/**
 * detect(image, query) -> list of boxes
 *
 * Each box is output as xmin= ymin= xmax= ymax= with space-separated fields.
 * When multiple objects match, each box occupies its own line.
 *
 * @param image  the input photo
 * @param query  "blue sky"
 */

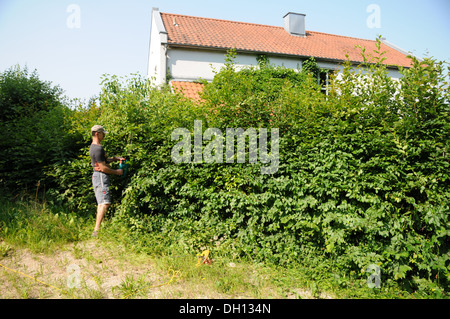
xmin=1 ymin=0 xmax=449 ymax=102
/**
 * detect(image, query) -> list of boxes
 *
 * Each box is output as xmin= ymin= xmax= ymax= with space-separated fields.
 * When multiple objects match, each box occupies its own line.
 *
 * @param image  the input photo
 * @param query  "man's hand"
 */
xmin=116 ymin=169 xmax=124 ymax=176
xmin=106 ymin=156 xmax=125 ymax=164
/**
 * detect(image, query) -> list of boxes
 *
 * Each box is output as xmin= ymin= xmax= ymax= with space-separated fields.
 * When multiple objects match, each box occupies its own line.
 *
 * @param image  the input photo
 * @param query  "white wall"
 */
xmin=147 ymin=9 xmax=167 ymax=85
xmin=151 ymin=44 xmax=403 ymax=86
xmin=167 ymin=47 xmax=404 ymax=83
xmin=167 ymin=48 xmax=304 ymax=82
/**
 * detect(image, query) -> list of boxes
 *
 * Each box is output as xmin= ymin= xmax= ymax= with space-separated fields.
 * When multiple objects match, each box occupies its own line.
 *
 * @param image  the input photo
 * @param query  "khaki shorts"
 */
xmin=92 ymin=171 xmax=111 ymax=205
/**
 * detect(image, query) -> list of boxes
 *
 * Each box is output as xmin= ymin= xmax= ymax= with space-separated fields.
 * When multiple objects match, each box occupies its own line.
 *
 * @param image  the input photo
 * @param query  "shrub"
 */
xmin=45 ymin=45 xmax=449 ymax=296
xmin=0 ymin=65 xmax=77 ymax=193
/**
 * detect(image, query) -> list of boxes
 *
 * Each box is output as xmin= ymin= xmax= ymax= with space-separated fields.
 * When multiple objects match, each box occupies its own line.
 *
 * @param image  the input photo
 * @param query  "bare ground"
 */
xmin=0 ymin=239 xmax=333 ymax=299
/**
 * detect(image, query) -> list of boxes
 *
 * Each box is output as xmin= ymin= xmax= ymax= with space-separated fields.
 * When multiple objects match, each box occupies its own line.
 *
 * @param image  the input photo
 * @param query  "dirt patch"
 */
xmin=0 ymin=239 xmax=165 ymax=299
xmin=0 ymin=239 xmax=334 ymax=299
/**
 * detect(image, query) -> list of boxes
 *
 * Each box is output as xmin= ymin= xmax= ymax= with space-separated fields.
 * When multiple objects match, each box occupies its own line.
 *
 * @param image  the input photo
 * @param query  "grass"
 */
xmin=0 ymin=198 xmax=90 ymax=253
xmin=0 ymin=196 xmax=443 ymax=299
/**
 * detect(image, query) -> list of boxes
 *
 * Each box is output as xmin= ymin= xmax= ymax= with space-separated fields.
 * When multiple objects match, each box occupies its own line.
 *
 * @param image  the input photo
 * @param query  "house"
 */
xmin=147 ymin=8 xmax=413 ymax=100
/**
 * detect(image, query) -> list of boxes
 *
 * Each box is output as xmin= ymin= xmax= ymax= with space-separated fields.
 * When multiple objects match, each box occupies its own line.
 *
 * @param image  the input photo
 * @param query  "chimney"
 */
xmin=283 ymin=12 xmax=306 ymax=37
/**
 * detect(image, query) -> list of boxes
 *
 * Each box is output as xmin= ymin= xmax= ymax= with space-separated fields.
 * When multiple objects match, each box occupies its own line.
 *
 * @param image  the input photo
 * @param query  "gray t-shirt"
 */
xmin=89 ymin=144 xmax=107 ymax=171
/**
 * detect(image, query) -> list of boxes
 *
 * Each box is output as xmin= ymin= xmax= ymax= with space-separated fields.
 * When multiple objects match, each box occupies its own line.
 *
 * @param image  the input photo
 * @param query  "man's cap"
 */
xmin=91 ymin=125 xmax=108 ymax=134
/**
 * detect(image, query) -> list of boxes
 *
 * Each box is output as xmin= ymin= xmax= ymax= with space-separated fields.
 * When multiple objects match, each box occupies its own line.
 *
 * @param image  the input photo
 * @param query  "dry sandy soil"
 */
xmin=1 ymin=239 xmax=185 ymax=299
xmin=0 ymin=239 xmax=332 ymax=299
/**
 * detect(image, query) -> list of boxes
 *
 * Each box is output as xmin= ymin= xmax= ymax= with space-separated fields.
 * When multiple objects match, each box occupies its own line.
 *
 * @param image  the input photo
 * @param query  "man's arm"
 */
xmin=95 ymin=161 xmax=123 ymax=175
xmin=106 ymin=156 xmax=125 ymax=164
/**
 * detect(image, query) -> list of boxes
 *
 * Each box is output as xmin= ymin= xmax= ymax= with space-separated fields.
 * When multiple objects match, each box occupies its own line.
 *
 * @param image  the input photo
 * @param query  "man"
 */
xmin=89 ymin=125 xmax=123 ymax=237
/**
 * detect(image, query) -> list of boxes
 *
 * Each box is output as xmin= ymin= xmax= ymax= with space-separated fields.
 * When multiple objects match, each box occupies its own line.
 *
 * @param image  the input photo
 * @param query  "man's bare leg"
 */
xmin=94 ymin=203 xmax=110 ymax=233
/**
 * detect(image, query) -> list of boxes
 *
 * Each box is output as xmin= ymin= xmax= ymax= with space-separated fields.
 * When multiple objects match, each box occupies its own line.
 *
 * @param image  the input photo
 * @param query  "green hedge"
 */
xmin=43 ymin=42 xmax=450 ymax=295
xmin=0 ymin=65 xmax=78 ymax=192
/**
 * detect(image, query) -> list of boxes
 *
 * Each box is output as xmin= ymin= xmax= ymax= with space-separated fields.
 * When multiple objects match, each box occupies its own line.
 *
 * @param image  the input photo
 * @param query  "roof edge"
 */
xmin=381 ymin=37 xmax=422 ymax=62
xmin=153 ymin=8 xmax=168 ymax=41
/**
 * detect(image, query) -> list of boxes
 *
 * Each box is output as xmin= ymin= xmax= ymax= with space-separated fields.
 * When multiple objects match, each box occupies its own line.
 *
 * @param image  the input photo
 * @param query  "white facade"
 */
xmin=167 ymin=48 xmax=305 ymax=82
xmin=147 ymin=7 xmax=168 ymax=85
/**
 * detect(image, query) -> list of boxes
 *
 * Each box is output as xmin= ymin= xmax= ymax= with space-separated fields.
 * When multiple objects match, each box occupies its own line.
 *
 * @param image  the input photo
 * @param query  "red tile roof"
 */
xmin=161 ymin=12 xmax=412 ymax=68
xmin=171 ymin=81 xmax=205 ymax=102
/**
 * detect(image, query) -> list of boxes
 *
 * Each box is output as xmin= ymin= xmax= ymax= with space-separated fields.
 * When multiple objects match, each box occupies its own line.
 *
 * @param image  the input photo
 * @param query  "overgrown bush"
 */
xmin=0 ymin=65 xmax=77 ymax=193
xmin=45 ymin=73 xmax=204 ymax=214
xmin=44 ymin=42 xmax=449 ymax=296
xmin=201 ymin=49 xmax=330 ymax=131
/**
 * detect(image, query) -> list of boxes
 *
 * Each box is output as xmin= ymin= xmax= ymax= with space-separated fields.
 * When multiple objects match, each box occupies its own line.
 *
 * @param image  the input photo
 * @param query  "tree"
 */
xmin=0 ymin=65 xmax=74 ymax=193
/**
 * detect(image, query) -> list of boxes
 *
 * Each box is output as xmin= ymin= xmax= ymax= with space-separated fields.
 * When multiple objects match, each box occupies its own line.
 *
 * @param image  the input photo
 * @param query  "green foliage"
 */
xmin=201 ymin=50 xmax=327 ymax=130
xmin=45 ymin=73 xmax=203 ymax=214
xmin=0 ymin=65 xmax=78 ymax=192
xmin=0 ymin=198 xmax=89 ymax=253
xmin=42 ymin=45 xmax=450 ymax=297
xmin=0 ymin=65 xmax=63 ymax=122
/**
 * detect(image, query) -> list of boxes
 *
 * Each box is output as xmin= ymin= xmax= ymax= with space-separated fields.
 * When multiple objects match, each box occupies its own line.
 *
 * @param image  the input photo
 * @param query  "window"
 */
xmin=317 ymin=69 xmax=334 ymax=95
